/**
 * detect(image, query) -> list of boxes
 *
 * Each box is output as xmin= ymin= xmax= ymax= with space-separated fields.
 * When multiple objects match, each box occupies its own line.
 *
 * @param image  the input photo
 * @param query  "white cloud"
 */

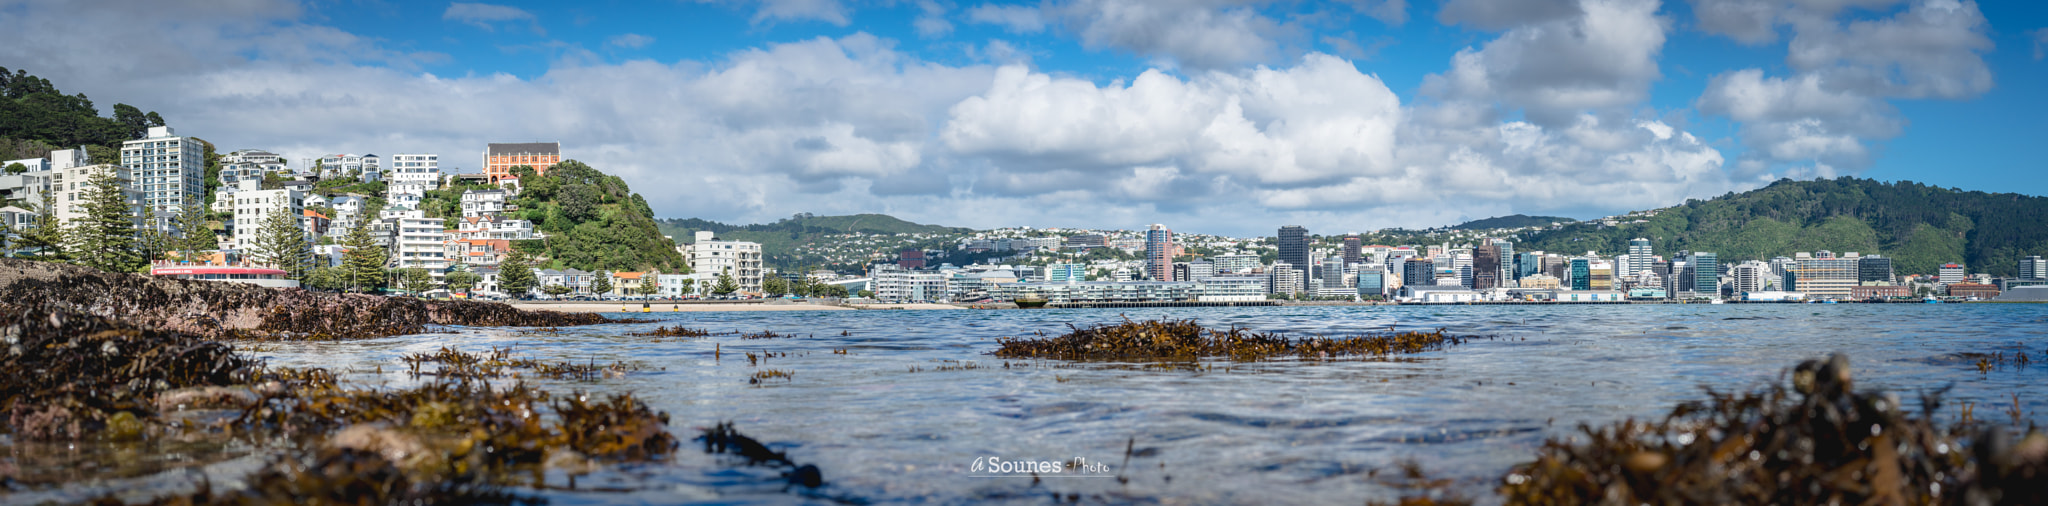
xmin=0 ymin=0 xmax=1760 ymax=235
xmin=1422 ymin=0 xmax=1667 ymax=126
xmin=607 ymin=33 xmax=655 ymax=49
xmin=1436 ymin=0 xmax=1582 ymax=30
xmin=700 ymin=0 xmax=853 ymax=26
xmin=966 ymin=4 xmax=1048 ymax=33
xmin=1690 ymin=0 xmax=1990 ymax=176
xmin=1340 ymin=0 xmax=1410 ymax=26
xmin=443 ymin=2 xmax=543 ymax=34
xmin=2035 ymin=28 xmax=2048 ymax=60
xmin=913 ymin=0 xmax=953 ymax=38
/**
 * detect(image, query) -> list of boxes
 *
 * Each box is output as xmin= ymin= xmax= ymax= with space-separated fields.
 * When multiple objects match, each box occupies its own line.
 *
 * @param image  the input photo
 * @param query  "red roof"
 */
xmin=152 ymin=266 xmax=288 ymax=276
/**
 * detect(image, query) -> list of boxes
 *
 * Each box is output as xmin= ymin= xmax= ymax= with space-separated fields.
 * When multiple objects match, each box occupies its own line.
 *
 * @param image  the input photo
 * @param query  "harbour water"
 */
xmin=66 ymin=304 xmax=2048 ymax=503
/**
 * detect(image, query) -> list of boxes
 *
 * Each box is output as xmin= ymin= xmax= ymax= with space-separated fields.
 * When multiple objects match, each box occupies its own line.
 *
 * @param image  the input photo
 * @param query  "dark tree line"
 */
xmin=0 ymin=67 xmax=165 ymax=152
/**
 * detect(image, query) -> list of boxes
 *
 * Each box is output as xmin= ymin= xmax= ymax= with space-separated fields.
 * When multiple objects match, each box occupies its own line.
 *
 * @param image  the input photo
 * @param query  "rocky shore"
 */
xmin=0 ymin=259 xmax=621 ymax=340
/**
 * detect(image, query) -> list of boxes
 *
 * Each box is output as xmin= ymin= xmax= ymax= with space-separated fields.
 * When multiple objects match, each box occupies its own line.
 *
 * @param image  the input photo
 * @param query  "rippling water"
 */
xmin=88 ymin=304 xmax=2048 ymax=503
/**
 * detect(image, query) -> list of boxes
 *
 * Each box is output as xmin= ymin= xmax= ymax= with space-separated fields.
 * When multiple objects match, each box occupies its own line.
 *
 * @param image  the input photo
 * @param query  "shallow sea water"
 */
xmin=25 ymin=304 xmax=2048 ymax=504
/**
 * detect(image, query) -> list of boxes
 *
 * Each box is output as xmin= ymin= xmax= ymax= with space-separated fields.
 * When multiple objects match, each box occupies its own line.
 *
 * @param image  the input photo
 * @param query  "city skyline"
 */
xmin=3 ymin=1 xmax=2045 ymax=236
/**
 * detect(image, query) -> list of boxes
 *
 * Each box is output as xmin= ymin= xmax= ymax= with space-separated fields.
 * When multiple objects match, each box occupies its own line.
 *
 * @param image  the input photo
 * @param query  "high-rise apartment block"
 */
xmin=2020 ymin=256 xmax=2047 ymax=280
xmin=483 ymin=142 xmax=560 ymax=182
xmin=1145 ymin=224 xmax=1174 ymax=281
xmin=387 ymin=154 xmax=441 ymax=188
xmin=119 ymin=126 xmax=204 ymax=227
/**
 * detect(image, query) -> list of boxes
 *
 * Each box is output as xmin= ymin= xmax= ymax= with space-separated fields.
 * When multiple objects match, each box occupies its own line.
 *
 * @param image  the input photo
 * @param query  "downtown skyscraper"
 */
xmin=1278 ymin=225 xmax=1309 ymax=291
xmin=1145 ymin=224 xmax=1174 ymax=281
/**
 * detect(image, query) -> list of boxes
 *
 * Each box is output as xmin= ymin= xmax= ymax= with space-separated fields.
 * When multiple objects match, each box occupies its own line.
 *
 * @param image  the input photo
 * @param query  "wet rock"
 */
xmin=991 ymin=318 xmax=1468 ymax=362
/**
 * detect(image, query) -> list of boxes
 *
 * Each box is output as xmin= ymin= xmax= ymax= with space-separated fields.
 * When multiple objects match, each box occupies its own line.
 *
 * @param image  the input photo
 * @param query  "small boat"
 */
xmin=1014 ymin=296 xmax=1049 ymax=309
xmin=1709 ymin=299 xmax=1725 ymax=305
xmin=1924 ymin=297 xmax=1942 ymax=304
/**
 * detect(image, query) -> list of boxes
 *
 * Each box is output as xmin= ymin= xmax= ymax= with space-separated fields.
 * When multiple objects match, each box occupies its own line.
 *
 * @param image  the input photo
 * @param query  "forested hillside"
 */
xmin=0 ymin=67 xmax=164 ymax=164
xmin=507 ymin=162 xmax=687 ymax=273
xmin=655 ymin=214 xmax=971 ymax=272
xmin=1453 ymin=214 xmax=1575 ymax=230
xmin=1512 ymin=178 xmax=2048 ymax=276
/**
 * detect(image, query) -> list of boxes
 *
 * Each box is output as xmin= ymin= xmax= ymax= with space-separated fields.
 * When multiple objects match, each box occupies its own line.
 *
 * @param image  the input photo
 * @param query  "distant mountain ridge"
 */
xmin=1453 ymin=214 xmax=1577 ymax=230
xmin=1511 ymin=177 xmax=2048 ymax=276
xmin=655 ymin=214 xmax=970 ymax=272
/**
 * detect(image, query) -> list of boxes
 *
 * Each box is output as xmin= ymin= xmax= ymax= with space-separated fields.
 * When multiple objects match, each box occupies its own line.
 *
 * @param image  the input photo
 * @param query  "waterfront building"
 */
xmin=1938 ymin=263 xmax=1966 ymax=285
xmin=119 ymin=126 xmax=204 ymax=224
xmin=1859 ymin=255 xmax=1895 ymax=283
xmin=1852 ymin=284 xmax=1912 ymax=300
xmin=1269 ymin=262 xmax=1303 ymax=296
xmin=1520 ymin=274 xmax=1561 ymax=289
xmin=1045 ymin=263 xmax=1086 ymax=283
xmin=1491 ymin=239 xmax=1515 ymax=284
xmin=1559 ymin=291 xmax=1624 ymax=302
xmin=1789 ymin=252 xmax=1856 ymax=300
xmin=2020 ymin=255 xmax=2047 ymax=280
xmin=1570 ymin=258 xmax=1591 ymax=291
xmin=1588 ymin=259 xmax=1614 ymax=290
xmin=1472 ymin=244 xmax=1501 ymax=290
xmin=1626 ymin=238 xmax=1652 ymax=277
xmin=1684 ymin=251 xmax=1720 ymax=299
xmin=1730 ymin=260 xmax=1773 ymax=295
xmin=1278 ymin=225 xmax=1309 ymax=291
xmin=1214 ymin=253 xmax=1259 ymax=274
xmin=873 ymin=265 xmax=948 ymax=302
xmin=149 ymin=265 xmax=298 ymax=289
xmin=1357 ymin=266 xmax=1388 ymax=297
xmin=1947 ymin=283 xmax=1999 ymax=299
xmin=1402 ymin=257 xmax=1434 ymax=291
xmin=483 ymin=142 xmax=560 ymax=182
xmin=1144 ymin=224 xmax=1173 ymax=281
xmin=689 ymin=230 xmax=764 ymax=294
xmin=1200 ymin=276 xmax=1269 ymax=302
xmin=387 ymin=154 xmax=440 ymax=187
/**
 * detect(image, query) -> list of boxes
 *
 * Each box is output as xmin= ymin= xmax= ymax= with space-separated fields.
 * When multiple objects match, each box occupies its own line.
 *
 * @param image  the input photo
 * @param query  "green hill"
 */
xmin=1512 ymin=177 xmax=2048 ymax=276
xmin=1453 ymin=214 xmax=1576 ymax=230
xmin=656 ymin=213 xmax=970 ymax=272
xmin=506 ymin=162 xmax=687 ymax=273
xmin=0 ymin=67 xmax=165 ymax=167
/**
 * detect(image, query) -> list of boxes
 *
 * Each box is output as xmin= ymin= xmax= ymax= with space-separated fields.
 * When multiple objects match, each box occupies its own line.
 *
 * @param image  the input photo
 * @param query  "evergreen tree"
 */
xmin=638 ymin=276 xmax=662 ymax=296
xmin=16 ymin=185 xmax=64 ymax=260
xmin=590 ymin=275 xmax=613 ymax=297
xmin=134 ymin=204 xmax=172 ymax=266
xmin=339 ymin=217 xmax=388 ymax=292
xmin=64 ymin=168 xmax=139 ymax=272
xmin=497 ymin=250 xmax=538 ymax=298
xmin=713 ymin=272 xmax=739 ymax=296
xmin=445 ymin=269 xmax=481 ymax=295
xmin=398 ymin=267 xmax=436 ymax=296
xmin=306 ymin=266 xmax=349 ymax=291
xmin=172 ymin=197 xmax=216 ymax=262
xmin=762 ymin=275 xmax=788 ymax=296
xmin=542 ymin=284 xmax=572 ymax=297
xmin=251 ymin=201 xmax=312 ymax=280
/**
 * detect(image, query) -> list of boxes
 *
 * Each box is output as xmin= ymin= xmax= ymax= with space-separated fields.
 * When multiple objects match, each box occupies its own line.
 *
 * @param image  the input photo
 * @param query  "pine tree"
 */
xmin=339 ymin=217 xmax=388 ymax=292
xmin=172 ymin=197 xmax=216 ymax=263
xmin=135 ymin=204 xmax=172 ymax=266
xmin=590 ymin=275 xmax=613 ymax=297
xmin=398 ymin=267 xmax=436 ymax=296
xmin=713 ymin=271 xmax=739 ymax=295
xmin=497 ymin=250 xmax=538 ymax=298
xmin=638 ymin=275 xmax=662 ymax=296
xmin=16 ymin=185 xmax=64 ymax=260
xmin=252 ymin=201 xmax=312 ymax=280
xmin=64 ymin=168 xmax=140 ymax=273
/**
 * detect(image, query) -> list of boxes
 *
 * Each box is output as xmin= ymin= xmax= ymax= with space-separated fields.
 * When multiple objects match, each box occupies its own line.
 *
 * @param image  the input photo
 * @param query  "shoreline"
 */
xmin=507 ymin=301 xmax=968 ymax=313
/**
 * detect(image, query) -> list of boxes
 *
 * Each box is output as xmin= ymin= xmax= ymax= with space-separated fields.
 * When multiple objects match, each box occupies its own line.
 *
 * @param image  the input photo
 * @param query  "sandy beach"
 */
xmin=507 ymin=301 xmax=967 ymax=313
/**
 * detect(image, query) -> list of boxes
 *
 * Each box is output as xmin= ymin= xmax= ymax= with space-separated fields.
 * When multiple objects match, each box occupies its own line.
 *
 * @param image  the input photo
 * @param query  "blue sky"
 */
xmin=3 ymin=0 xmax=2043 ymax=235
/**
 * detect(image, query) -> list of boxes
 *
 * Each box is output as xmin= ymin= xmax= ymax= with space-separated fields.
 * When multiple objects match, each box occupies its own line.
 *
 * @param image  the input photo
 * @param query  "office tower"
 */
xmin=1570 ymin=258 xmax=1590 ymax=290
xmin=1472 ymin=244 xmax=1500 ymax=290
xmin=1685 ymin=251 xmax=1719 ymax=298
xmin=1491 ymin=239 xmax=1514 ymax=283
xmin=1343 ymin=236 xmax=1362 ymax=265
xmin=1627 ymin=238 xmax=1652 ymax=278
xmin=1145 ymin=224 xmax=1173 ymax=281
xmin=1278 ymin=225 xmax=1309 ymax=291
xmin=2020 ymin=255 xmax=2046 ymax=280
xmin=1938 ymin=264 xmax=1965 ymax=284
xmin=1858 ymin=255 xmax=1895 ymax=283
xmin=1402 ymin=257 xmax=1434 ymax=291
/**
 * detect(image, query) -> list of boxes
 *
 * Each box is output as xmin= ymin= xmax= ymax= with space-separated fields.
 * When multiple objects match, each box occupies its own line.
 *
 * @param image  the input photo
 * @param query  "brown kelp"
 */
xmin=626 ymin=325 xmax=715 ymax=337
xmin=1 ymin=303 xmax=259 ymax=440
xmin=989 ymin=318 xmax=1466 ymax=362
xmin=400 ymin=346 xmax=641 ymax=380
xmin=1499 ymin=354 xmax=2047 ymax=505
xmin=699 ymin=422 xmax=823 ymax=488
xmin=0 ymin=258 xmax=621 ymax=341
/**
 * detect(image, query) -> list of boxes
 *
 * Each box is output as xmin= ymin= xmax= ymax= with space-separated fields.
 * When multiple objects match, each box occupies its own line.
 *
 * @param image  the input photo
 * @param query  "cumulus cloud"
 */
xmin=912 ymin=0 xmax=953 ymax=38
xmin=1422 ymin=0 xmax=1667 ymax=126
xmin=966 ymin=3 xmax=1048 ymax=33
xmin=607 ymin=33 xmax=655 ymax=49
xmin=1341 ymin=0 xmax=1410 ymax=26
xmin=1436 ymin=0 xmax=1583 ymax=30
xmin=1691 ymin=0 xmax=1991 ymax=175
xmin=0 ymin=0 xmax=1758 ymax=234
xmin=443 ymin=2 xmax=543 ymax=34
xmin=701 ymin=0 xmax=853 ymax=26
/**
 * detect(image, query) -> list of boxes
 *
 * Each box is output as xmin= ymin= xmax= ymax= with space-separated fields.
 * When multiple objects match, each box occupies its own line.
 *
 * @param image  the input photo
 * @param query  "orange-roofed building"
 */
xmin=611 ymin=271 xmax=650 ymax=294
xmin=301 ymin=208 xmax=331 ymax=236
xmin=482 ymin=142 xmax=560 ymax=182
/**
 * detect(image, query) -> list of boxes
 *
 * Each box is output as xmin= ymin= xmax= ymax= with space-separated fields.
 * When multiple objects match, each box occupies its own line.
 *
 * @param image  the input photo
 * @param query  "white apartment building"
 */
xmin=388 ymin=182 xmax=429 ymax=210
xmin=387 ymin=209 xmax=450 ymax=276
xmin=317 ymin=154 xmax=380 ymax=181
xmin=49 ymin=163 xmax=142 ymax=226
xmin=687 ymin=230 xmax=763 ymax=294
xmin=460 ymin=189 xmax=510 ymax=217
xmin=226 ymin=179 xmax=306 ymax=252
xmin=1729 ymin=260 xmax=1774 ymax=295
xmin=453 ymin=214 xmax=537 ymax=240
xmin=386 ymin=154 xmax=440 ymax=188
xmin=219 ymin=149 xmax=286 ymax=188
xmin=120 ymin=126 xmax=204 ymax=227
xmin=872 ymin=265 xmax=947 ymax=302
